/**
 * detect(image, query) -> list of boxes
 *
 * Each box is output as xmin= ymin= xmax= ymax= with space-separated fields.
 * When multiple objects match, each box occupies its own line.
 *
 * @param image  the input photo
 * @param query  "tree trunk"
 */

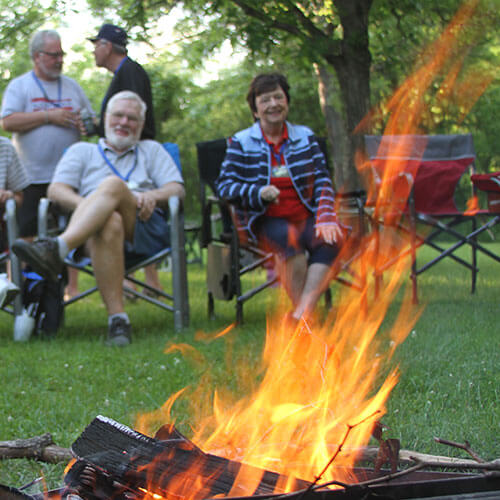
xmin=315 ymin=64 xmax=349 ymax=190
xmin=326 ymin=0 xmax=373 ymax=192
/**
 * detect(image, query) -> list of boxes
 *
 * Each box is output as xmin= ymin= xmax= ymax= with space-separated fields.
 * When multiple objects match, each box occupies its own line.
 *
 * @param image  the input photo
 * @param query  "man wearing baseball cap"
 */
xmin=89 ymin=23 xmax=155 ymax=140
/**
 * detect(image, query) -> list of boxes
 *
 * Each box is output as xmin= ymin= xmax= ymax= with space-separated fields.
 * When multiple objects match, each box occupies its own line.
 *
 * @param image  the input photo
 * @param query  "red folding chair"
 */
xmin=364 ymin=134 xmax=500 ymax=303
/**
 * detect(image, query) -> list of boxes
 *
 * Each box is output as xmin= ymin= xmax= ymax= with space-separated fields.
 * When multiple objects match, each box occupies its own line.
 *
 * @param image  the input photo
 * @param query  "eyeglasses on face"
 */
xmin=40 ymin=50 xmax=65 ymax=58
xmin=110 ymin=111 xmax=141 ymax=123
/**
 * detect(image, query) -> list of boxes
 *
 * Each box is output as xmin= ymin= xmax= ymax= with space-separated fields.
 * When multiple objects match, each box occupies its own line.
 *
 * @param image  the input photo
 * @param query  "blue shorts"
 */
xmin=125 ymin=208 xmax=170 ymax=265
xmin=256 ymin=216 xmax=338 ymax=266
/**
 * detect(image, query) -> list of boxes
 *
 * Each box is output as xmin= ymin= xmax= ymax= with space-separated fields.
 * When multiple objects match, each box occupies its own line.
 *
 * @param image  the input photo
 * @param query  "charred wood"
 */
xmin=69 ymin=416 xmax=311 ymax=500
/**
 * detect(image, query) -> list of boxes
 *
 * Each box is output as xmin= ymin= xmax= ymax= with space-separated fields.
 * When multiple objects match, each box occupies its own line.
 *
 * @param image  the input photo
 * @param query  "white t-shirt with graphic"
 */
xmin=1 ymin=71 xmax=94 ymax=184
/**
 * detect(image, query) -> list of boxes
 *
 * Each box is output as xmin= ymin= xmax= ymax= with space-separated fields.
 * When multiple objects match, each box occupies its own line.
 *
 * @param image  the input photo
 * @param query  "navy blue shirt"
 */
xmin=98 ymin=57 xmax=155 ymax=140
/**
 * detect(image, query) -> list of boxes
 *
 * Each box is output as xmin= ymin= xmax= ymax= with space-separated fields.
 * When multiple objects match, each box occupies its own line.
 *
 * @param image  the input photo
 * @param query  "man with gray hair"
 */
xmin=12 ymin=91 xmax=185 ymax=346
xmin=1 ymin=29 xmax=94 ymax=239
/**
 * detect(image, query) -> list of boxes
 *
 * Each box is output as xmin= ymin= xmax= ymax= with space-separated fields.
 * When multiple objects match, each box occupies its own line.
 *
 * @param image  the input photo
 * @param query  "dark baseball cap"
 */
xmin=88 ymin=24 xmax=128 ymax=46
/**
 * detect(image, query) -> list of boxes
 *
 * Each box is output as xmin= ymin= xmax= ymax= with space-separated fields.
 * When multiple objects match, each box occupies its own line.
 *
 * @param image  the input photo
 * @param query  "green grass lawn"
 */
xmin=1 ymin=242 xmax=499 ymax=489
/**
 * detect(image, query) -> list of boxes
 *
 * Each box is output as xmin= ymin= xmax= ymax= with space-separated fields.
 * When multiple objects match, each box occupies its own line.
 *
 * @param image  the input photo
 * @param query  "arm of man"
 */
xmin=135 ymin=182 xmax=185 ymax=221
xmin=0 ymin=189 xmax=23 ymax=205
xmin=47 ymin=182 xmax=84 ymax=213
xmin=2 ymin=109 xmax=80 ymax=133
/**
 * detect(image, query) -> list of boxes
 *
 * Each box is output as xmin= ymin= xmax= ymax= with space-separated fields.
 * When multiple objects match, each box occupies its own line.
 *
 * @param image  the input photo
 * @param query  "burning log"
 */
xmin=64 ymin=415 xmax=312 ymax=500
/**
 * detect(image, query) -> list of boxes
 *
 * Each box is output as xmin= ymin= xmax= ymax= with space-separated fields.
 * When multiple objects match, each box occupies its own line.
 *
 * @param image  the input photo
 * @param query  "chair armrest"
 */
xmin=38 ymin=197 xmax=52 ymax=238
xmin=5 ymin=198 xmax=19 ymax=243
xmin=38 ymin=198 xmax=71 ymax=238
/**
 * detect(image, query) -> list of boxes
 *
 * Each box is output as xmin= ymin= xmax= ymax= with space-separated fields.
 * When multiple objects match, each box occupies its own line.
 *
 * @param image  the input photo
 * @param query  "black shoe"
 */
xmin=12 ymin=237 xmax=63 ymax=282
xmin=106 ymin=317 xmax=132 ymax=347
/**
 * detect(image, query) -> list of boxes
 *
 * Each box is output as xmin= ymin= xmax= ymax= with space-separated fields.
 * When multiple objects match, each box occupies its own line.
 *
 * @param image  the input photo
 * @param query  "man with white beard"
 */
xmin=12 ymin=91 xmax=185 ymax=346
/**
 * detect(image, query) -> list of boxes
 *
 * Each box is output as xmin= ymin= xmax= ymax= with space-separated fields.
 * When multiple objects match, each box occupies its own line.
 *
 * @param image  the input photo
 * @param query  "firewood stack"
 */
xmin=62 ymin=415 xmax=311 ymax=500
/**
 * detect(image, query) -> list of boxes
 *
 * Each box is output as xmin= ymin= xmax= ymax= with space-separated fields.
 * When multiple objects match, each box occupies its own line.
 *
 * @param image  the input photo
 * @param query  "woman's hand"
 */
xmin=316 ymin=222 xmax=343 ymax=245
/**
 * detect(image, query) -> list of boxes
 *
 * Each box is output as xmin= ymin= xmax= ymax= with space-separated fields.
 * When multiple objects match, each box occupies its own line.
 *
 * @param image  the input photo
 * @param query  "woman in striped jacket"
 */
xmin=217 ymin=73 xmax=343 ymax=324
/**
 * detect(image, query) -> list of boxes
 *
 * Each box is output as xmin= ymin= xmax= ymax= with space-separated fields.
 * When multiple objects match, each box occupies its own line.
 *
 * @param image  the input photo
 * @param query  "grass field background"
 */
xmin=1 ymin=241 xmax=499 ymax=490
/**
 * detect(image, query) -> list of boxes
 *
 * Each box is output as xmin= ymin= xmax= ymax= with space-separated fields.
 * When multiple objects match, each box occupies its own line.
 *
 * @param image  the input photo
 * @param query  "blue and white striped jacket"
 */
xmin=216 ymin=121 xmax=336 ymax=241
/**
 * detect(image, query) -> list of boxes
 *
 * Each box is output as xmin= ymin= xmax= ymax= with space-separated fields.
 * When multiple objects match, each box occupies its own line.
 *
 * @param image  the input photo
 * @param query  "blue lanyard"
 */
xmin=114 ymin=56 xmax=128 ymax=74
xmin=269 ymin=141 xmax=287 ymax=166
xmin=98 ymin=142 xmax=138 ymax=182
xmin=31 ymin=71 xmax=62 ymax=108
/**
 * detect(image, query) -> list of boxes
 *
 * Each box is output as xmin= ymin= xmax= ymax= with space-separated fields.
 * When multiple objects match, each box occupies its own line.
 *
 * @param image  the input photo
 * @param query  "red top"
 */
xmin=262 ymin=125 xmax=310 ymax=221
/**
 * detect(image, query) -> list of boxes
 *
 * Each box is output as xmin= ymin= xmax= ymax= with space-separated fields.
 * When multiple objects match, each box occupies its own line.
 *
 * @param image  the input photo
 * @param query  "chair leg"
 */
xmin=236 ymin=300 xmax=243 ymax=325
xmin=208 ymin=291 xmax=215 ymax=320
xmin=471 ymin=217 xmax=477 ymax=294
xmin=409 ymin=215 xmax=419 ymax=305
xmin=324 ymin=287 xmax=332 ymax=310
xmin=373 ymin=220 xmax=383 ymax=299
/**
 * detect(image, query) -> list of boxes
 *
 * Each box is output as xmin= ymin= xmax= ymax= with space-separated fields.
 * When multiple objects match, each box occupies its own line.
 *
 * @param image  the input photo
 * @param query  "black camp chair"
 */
xmin=364 ymin=133 xmax=500 ymax=303
xmin=38 ymin=144 xmax=190 ymax=331
xmin=196 ymin=137 xmax=365 ymax=324
xmin=196 ymin=138 xmax=276 ymax=324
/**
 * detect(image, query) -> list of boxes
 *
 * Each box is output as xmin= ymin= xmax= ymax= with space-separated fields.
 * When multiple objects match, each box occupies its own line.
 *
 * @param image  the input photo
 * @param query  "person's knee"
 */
xmin=91 ymin=211 xmax=125 ymax=247
xmin=96 ymin=176 xmax=129 ymax=199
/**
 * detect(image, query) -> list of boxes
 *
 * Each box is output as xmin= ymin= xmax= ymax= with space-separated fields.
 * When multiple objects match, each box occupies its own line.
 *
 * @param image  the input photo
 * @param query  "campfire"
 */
xmin=3 ymin=414 xmax=500 ymax=500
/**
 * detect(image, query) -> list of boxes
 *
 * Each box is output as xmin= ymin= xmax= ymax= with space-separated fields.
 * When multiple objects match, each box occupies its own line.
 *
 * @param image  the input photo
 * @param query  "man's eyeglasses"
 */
xmin=110 ymin=111 xmax=140 ymax=123
xmin=40 ymin=51 xmax=65 ymax=58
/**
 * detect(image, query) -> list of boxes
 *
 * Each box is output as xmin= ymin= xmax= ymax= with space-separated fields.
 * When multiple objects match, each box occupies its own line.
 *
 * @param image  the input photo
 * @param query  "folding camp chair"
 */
xmin=196 ymin=138 xmax=276 ymax=324
xmin=364 ymin=133 xmax=500 ymax=303
xmin=38 ymin=144 xmax=190 ymax=331
xmin=0 ymin=198 xmax=22 ymax=317
xmin=196 ymin=137 xmax=365 ymax=324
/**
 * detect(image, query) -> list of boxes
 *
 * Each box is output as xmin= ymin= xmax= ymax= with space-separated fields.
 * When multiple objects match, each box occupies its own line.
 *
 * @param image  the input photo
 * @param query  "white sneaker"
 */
xmin=0 ymin=273 xmax=20 ymax=308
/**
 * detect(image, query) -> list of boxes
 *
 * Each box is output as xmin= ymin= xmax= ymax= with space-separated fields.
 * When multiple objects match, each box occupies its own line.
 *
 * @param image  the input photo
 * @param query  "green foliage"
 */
xmin=0 ymin=0 xmax=58 ymax=95
xmin=64 ymin=43 xmax=111 ymax=115
xmin=368 ymin=0 xmax=500 ymax=171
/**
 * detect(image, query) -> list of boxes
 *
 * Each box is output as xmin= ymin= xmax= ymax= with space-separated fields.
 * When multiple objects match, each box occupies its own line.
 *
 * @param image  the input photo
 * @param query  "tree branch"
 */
xmin=230 ymin=0 xmax=303 ymax=36
xmin=0 ymin=434 xmax=73 ymax=464
xmin=434 ymin=437 xmax=485 ymax=463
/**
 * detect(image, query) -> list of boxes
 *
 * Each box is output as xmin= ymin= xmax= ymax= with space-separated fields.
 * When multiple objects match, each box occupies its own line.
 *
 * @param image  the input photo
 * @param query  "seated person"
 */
xmin=217 ymin=73 xmax=342 ymax=323
xmin=0 ymin=136 xmax=30 ymax=307
xmin=12 ymin=91 xmax=185 ymax=345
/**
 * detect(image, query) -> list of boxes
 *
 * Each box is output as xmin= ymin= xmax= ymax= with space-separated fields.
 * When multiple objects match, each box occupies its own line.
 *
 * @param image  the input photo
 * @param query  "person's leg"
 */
xmin=258 ymin=217 xmax=307 ymax=306
xmin=86 ymin=212 xmax=132 ymax=346
xmin=65 ymin=267 xmax=79 ymax=300
xmin=291 ymin=262 xmax=331 ymax=320
xmin=17 ymin=184 xmax=48 ymax=239
xmin=274 ymin=253 xmax=307 ymax=305
xmin=144 ymin=264 xmax=163 ymax=293
xmin=86 ymin=211 xmax=126 ymax=316
xmin=291 ymin=217 xmax=338 ymax=320
xmin=13 ymin=177 xmax=136 ymax=304
xmin=60 ymin=177 xmax=137 ymax=252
